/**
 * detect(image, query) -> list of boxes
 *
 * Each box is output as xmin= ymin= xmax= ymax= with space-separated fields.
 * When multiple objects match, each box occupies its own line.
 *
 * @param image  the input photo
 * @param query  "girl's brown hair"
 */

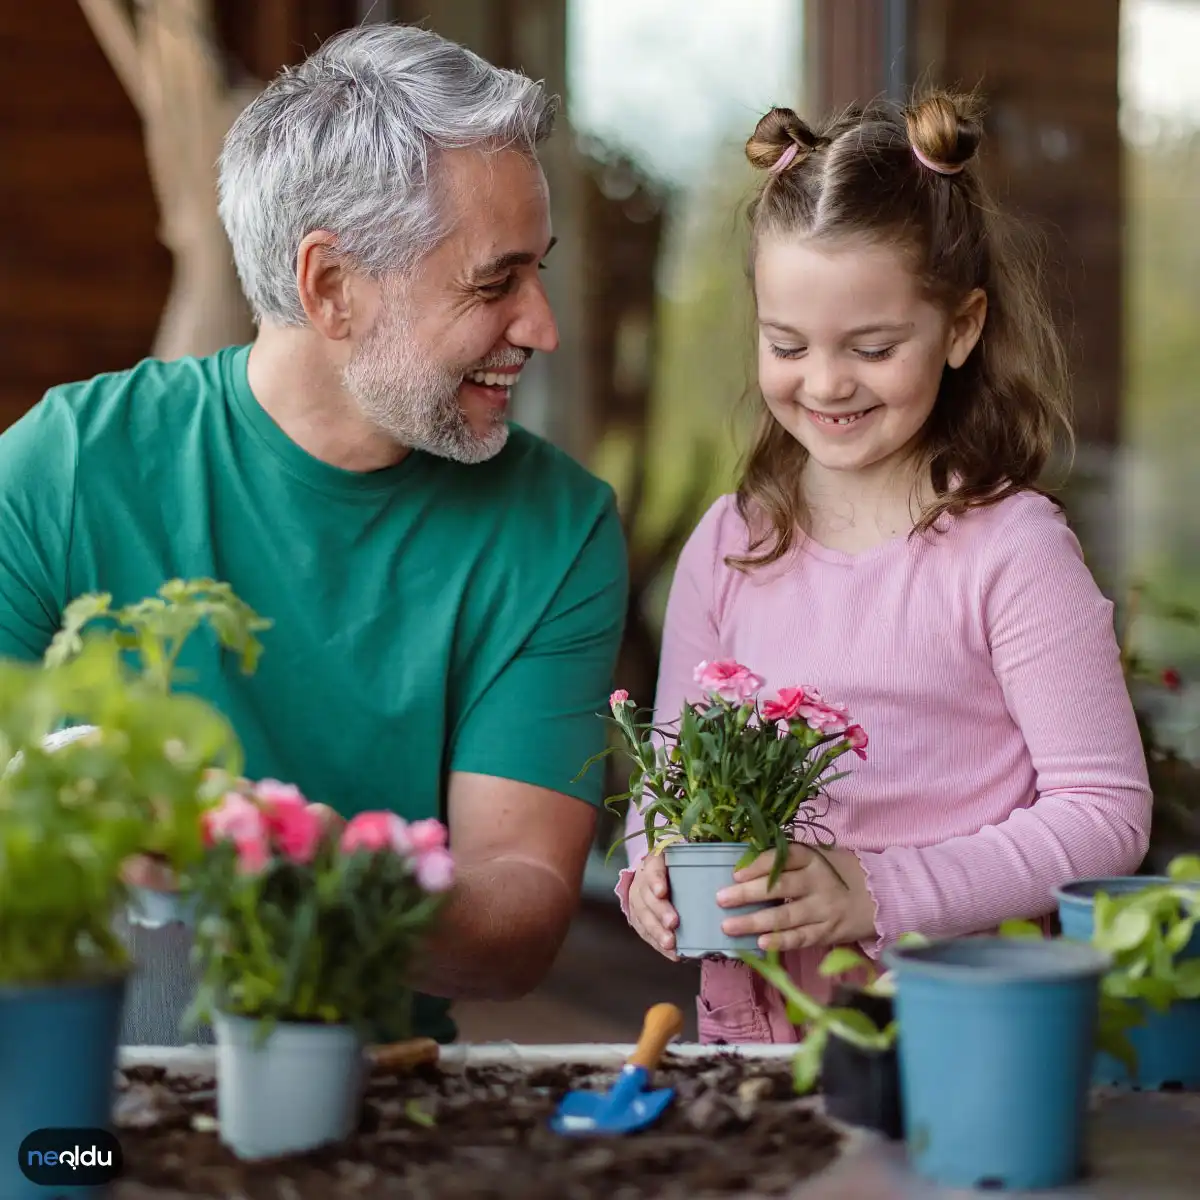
xmin=731 ymin=90 xmax=1073 ymax=570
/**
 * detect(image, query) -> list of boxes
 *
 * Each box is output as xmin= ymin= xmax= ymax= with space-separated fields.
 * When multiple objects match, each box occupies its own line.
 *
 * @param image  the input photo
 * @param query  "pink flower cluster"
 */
xmin=694 ymin=660 xmax=869 ymax=760
xmin=201 ymin=781 xmax=455 ymax=892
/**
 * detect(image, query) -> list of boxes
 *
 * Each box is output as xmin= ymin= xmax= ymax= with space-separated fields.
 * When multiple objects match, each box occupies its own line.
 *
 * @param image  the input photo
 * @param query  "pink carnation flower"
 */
xmin=415 ymin=847 xmax=456 ymax=893
xmin=202 ymin=792 xmax=271 ymax=875
xmin=610 ymin=689 xmax=630 ymax=711
xmin=693 ymin=660 xmax=764 ymax=703
xmin=846 ymin=724 xmax=869 ymax=760
xmin=253 ymin=779 xmax=324 ymax=864
xmin=409 ymin=818 xmax=448 ymax=854
xmin=341 ymin=811 xmax=412 ymax=856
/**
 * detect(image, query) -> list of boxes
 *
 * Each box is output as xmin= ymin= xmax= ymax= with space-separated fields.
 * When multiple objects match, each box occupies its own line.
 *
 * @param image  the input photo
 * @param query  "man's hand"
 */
xmin=627 ymin=854 xmax=681 ymax=961
xmin=716 ymin=845 xmax=877 ymax=951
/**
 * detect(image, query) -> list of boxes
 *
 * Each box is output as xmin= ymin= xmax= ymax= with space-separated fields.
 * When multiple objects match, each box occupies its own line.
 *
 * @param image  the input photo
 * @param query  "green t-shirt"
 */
xmin=0 ymin=345 xmax=628 ymax=1042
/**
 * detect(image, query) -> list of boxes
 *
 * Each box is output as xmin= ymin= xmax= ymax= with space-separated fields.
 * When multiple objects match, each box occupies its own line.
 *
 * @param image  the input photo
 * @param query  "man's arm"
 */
xmin=0 ymin=393 xmax=77 ymax=661
xmin=424 ymin=487 xmax=629 ymax=1001
xmin=411 ymin=772 xmax=597 ymax=1001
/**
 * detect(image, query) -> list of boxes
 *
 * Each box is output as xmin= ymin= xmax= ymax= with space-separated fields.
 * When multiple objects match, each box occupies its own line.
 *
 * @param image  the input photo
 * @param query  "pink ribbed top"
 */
xmin=616 ymin=490 xmax=1151 ymax=1043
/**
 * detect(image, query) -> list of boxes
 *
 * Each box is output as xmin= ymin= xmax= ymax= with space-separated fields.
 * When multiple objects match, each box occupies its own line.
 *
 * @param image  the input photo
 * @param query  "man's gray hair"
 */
xmin=218 ymin=23 xmax=558 ymax=326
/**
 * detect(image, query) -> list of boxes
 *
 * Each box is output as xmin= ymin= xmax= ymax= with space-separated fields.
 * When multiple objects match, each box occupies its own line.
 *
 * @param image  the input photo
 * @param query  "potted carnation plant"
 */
xmin=0 ymin=580 xmax=266 ymax=1200
xmin=182 ymin=787 xmax=456 ymax=1161
xmin=589 ymin=659 xmax=868 ymax=959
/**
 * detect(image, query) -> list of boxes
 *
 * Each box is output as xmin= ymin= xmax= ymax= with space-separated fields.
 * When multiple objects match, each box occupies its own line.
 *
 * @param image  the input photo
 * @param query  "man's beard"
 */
xmin=342 ymin=300 xmax=515 ymax=465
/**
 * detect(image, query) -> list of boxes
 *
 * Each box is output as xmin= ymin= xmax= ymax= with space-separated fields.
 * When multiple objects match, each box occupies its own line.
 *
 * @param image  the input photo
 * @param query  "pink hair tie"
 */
xmin=770 ymin=143 xmax=800 ymax=175
xmin=912 ymin=145 xmax=965 ymax=176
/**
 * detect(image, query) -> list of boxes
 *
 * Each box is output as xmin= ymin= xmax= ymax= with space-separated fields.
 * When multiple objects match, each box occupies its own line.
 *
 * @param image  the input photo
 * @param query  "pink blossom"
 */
xmin=414 ymin=847 xmax=456 ymax=893
xmin=408 ymin=818 xmax=448 ymax=854
xmin=795 ymin=687 xmax=850 ymax=735
xmin=762 ymin=687 xmax=807 ymax=723
xmin=845 ymin=724 xmax=869 ymax=760
xmin=203 ymin=792 xmax=267 ymax=847
xmin=610 ymin=689 xmax=630 ymax=711
xmin=235 ymin=835 xmax=270 ymax=875
xmin=693 ymin=660 xmax=764 ymax=703
xmin=254 ymin=779 xmax=307 ymax=812
xmin=341 ymin=811 xmax=412 ymax=856
xmin=251 ymin=779 xmax=325 ymax=864
xmin=201 ymin=792 xmax=272 ymax=875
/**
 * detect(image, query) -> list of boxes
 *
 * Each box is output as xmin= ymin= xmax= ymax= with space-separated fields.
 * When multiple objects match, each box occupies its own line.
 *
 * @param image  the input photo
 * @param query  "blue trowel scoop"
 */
xmin=550 ymin=1003 xmax=684 ymax=1136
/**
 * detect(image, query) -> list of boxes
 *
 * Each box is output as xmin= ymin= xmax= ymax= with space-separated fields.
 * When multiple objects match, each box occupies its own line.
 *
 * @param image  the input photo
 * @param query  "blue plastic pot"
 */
xmin=0 ymin=973 xmax=127 ymax=1199
xmin=1056 ymin=876 xmax=1200 ymax=1089
xmin=883 ymin=936 xmax=1110 ymax=1192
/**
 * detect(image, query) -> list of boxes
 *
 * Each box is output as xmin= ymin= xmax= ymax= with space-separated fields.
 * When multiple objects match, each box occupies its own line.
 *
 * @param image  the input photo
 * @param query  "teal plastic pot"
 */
xmin=0 ymin=974 xmax=127 ymax=1199
xmin=1056 ymin=876 xmax=1200 ymax=1089
xmin=883 ymin=937 xmax=1110 ymax=1191
xmin=663 ymin=842 xmax=778 ymax=959
xmin=214 ymin=1012 xmax=366 ymax=1160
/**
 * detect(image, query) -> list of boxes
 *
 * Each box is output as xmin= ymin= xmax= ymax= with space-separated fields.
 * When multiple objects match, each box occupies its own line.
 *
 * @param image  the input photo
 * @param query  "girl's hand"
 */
xmin=717 ymin=845 xmax=877 ymax=951
xmin=628 ymin=854 xmax=682 ymax=961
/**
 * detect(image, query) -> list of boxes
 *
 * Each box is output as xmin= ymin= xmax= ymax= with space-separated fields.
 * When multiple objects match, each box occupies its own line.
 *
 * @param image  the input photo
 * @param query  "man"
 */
xmin=0 ymin=23 xmax=628 ymax=1045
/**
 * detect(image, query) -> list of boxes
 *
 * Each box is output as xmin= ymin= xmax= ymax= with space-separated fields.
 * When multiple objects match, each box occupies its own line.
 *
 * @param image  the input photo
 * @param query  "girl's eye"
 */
xmin=769 ymin=344 xmax=805 ymax=360
xmin=856 ymin=346 xmax=897 ymax=362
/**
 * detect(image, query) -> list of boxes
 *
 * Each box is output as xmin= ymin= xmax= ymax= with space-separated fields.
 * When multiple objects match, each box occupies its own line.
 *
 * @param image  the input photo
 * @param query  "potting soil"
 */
xmin=113 ymin=1053 xmax=842 ymax=1198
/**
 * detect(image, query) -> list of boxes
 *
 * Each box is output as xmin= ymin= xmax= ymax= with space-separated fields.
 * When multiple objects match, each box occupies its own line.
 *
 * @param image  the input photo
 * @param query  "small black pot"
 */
xmin=819 ymin=986 xmax=903 ymax=1140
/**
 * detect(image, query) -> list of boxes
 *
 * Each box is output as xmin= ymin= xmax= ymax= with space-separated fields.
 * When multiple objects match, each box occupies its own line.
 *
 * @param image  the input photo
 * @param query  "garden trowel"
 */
xmin=549 ymin=1002 xmax=684 ymax=1136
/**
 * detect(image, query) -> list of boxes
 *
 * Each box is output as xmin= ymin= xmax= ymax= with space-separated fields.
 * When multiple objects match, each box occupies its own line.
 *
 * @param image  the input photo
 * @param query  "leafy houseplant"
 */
xmin=745 ymin=945 xmax=902 ymax=1139
xmin=1056 ymin=854 xmax=1200 ymax=1088
xmin=0 ymin=579 xmax=270 ymax=1200
xmin=586 ymin=659 xmax=868 ymax=959
xmin=184 ymin=785 xmax=456 ymax=1160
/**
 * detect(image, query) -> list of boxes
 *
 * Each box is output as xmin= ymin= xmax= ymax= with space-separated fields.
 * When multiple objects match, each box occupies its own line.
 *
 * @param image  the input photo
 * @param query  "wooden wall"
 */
xmin=805 ymin=0 xmax=1123 ymax=449
xmin=931 ymin=0 xmax=1123 ymax=448
xmin=0 ymin=1 xmax=358 ymax=432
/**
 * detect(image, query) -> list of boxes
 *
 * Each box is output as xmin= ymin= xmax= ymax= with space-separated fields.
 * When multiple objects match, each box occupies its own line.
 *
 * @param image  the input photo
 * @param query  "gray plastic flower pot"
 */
xmin=664 ymin=842 xmax=779 ymax=960
xmin=214 ymin=1011 xmax=366 ymax=1160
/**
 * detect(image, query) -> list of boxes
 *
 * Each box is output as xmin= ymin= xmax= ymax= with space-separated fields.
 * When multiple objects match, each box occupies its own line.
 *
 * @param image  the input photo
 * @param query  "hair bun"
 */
xmin=904 ymin=91 xmax=984 ymax=175
xmin=745 ymin=107 xmax=825 ymax=174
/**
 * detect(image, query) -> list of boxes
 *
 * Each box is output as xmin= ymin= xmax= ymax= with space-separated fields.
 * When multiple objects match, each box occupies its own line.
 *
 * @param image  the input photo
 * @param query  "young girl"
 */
xmin=615 ymin=91 xmax=1152 ymax=1045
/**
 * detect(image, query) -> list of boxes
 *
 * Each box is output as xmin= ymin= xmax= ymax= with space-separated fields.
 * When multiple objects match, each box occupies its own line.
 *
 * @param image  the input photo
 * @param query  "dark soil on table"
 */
xmin=114 ymin=1054 xmax=843 ymax=1199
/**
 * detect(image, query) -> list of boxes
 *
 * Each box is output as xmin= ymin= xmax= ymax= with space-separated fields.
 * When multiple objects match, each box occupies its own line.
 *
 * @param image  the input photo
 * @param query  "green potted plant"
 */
xmin=0 ymin=579 xmax=267 ymax=1200
xmin=584 ymin=660 xmax=868 ymax=958
xmin=183 ymin=786 xmax=456 ymax=1160
xmin=1056 ymin=854 xmax=1200 ymax=1089
xmin=743 ymin=945 xmax=902 ymax=1138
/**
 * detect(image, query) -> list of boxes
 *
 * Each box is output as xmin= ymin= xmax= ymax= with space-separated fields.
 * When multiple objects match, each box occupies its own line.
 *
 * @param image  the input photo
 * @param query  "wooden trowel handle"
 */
xmin=627 ymin=1003 xmax=685 ymax=1071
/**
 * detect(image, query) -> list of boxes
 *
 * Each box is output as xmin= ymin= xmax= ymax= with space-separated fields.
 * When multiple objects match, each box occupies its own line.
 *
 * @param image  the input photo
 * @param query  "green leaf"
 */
xmin=1172 ymin=959 xmax=1200 ymax=999
xmin=818 ymin=948 xmax=870 ymax=978
xmin=1095 ymin=907 xmax=1154 ymax=953
xmin=999 ymin=919 xmax=1045 ymax=941
xmin=1168 ymin=856 xmax=1200 ymax=883
xmin=792 ymin=1027 xmax=827 ymax=1095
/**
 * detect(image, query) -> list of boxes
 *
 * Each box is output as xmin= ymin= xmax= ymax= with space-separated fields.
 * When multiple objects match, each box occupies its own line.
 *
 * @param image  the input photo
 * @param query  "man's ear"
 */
xmin=295 ymin=231 xmax=355 ymax=340
xmin=947 ymin=288 xmax=987 ymax=369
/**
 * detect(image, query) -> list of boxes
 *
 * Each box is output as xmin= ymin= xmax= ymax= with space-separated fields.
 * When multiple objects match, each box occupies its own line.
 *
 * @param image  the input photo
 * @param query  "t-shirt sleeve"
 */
xmin=857 ymin=497 xmax=1152 ymax=953
xmin=0 ymin=394 xmax=77 ymax=661
xmin=448 ymin=489 xmax=629 ymax=805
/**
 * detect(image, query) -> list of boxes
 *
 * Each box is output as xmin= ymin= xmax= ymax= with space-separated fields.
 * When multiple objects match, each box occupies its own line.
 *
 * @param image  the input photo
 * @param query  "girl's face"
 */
xmin=754 ymin=233 xmax=985 ymax=482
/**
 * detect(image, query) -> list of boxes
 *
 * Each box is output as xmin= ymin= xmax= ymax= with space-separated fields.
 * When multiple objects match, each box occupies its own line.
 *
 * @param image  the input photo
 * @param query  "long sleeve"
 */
xmin=857 ymin=502 xmax=1152 ymax=953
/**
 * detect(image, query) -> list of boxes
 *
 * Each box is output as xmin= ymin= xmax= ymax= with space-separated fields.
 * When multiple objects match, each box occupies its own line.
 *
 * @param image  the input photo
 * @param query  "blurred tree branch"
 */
xmin=78 ymin=0 xmax=257 ymax=358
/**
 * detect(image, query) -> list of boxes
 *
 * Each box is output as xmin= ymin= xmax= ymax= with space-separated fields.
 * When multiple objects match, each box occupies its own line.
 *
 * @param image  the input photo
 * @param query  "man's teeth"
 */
xmin=467 ymin=370 xmax=521 ymax=387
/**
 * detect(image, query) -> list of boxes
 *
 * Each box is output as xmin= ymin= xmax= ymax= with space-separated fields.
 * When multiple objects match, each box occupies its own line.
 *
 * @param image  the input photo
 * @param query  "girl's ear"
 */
xmin=947 ymin=288 xmax=987 ymax=369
